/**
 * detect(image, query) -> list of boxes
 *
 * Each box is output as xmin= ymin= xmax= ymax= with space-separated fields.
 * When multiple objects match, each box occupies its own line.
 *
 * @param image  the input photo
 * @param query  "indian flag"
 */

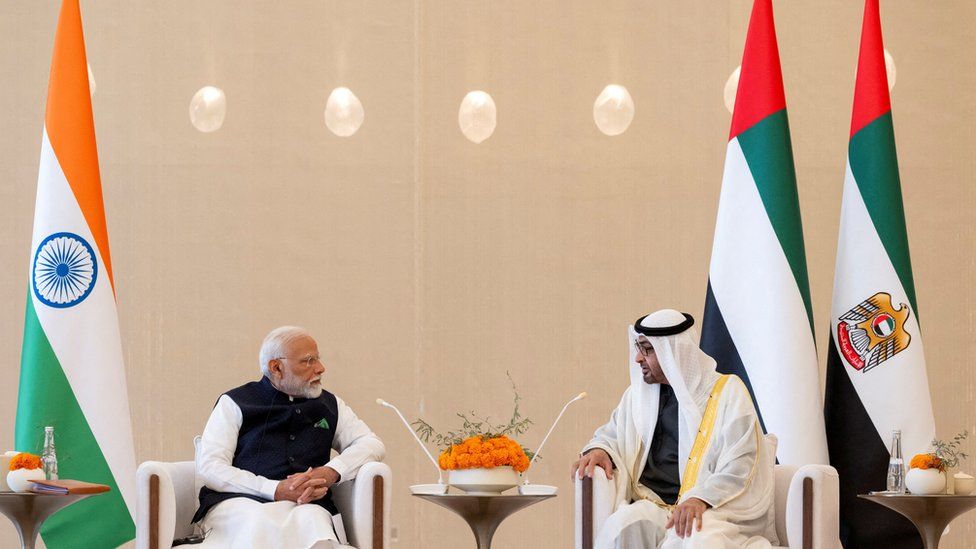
xmin=15 ymin=1 xmax=136 ymax=547
xmin=824 ymin=1 xmax=934 ymax=546
xmin=701 ymin=0 xmax=828 ymax=466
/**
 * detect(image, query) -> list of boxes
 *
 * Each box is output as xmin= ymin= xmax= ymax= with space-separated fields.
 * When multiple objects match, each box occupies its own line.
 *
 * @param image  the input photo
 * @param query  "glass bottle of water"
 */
xmin=42 ymin=426 xmax=58 ymax=481
xmin=887 ymin=429 xmax=904 ymax=493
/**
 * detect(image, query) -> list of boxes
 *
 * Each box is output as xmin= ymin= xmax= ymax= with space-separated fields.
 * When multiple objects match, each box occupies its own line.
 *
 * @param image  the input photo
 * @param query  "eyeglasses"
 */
xmin=634 ymin=340 xmax=655 ymax=358
xmin=275 ymin=355 xmax=323 ymax=368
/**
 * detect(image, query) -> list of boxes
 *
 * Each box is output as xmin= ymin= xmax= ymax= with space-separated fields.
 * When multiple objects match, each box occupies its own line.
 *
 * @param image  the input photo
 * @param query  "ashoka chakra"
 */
xmin=32 ymin=232 xmax=98 ymax=308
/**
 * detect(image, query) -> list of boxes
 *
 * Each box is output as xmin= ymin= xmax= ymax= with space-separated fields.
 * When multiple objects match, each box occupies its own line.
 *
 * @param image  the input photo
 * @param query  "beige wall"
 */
xmin=1 ymin=1 xmax=974 ymax=547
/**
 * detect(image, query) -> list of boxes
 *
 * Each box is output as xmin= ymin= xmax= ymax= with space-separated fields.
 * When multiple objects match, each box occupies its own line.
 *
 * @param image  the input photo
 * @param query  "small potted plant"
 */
xmin=906 ymin=430 xmax=969 ymax=495
xmin=413 ymin=373 xmax=534 ymax=494
xmin=935 ymin=430 xmax=970 ymax=494
xmin=7 ymin=453 xmax=45 ymax=493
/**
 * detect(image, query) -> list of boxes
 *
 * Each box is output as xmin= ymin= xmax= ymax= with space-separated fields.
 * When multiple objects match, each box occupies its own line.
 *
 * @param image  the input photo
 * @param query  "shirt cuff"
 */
xmin=324 ymin=458 xmax=349 ymax=482
xmin=261 ymin=479 xmax=280 ymax=501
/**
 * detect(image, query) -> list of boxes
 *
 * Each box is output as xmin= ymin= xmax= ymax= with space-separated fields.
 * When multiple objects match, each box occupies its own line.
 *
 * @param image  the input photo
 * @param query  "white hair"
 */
xmin=259 ymin=326 xmax=312 ymax=378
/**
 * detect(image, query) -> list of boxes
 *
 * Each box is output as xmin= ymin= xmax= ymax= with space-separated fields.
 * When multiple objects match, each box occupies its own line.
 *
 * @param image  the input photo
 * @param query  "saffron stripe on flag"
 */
xmin=17 ymin=2 xmax=137 ymax=547
xmin=44 ymin=0 xmax=114 ymax=291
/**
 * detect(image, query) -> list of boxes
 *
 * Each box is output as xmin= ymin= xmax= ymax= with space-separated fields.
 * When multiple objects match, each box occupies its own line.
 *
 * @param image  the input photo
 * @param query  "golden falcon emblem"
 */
xmin=836 ymin=292 xmax=911 ymax=372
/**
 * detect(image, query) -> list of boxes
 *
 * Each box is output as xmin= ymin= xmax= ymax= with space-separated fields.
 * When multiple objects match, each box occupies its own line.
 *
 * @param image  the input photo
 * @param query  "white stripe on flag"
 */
xmin=30 ymin=129 xmax=136 ymax=517
xmin=709 ymin=139 xmax=828 ymax=465
xmin=830 ymin=162 xmax=934 ymax=458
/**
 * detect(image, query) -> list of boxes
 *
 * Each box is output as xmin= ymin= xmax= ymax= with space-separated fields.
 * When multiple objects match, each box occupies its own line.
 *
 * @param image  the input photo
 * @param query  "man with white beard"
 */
xmin=572 ymin=309 xmax=778 ymax=548
xmin=193 ymin=326 xmax=385 ymax=548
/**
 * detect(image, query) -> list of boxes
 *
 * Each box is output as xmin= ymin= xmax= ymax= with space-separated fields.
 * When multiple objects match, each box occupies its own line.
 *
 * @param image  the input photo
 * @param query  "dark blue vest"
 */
xmin=193 ymin=377 xmax=339 ymax=523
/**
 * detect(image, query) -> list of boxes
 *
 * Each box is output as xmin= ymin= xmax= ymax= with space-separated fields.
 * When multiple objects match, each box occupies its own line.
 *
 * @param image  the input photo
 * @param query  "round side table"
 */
xmin=414 ymin=493 xmax=554 ymax=549
xmin=0 ymin=492 xmax=93 ymax=549
xmin=858 ymin=493 xmax=976 ymax=549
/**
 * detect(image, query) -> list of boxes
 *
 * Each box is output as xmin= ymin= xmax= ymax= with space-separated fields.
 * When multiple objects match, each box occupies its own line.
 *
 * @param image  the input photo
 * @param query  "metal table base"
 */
xmin=415 ymin=493 xmax=554 ymax=549
xmin=859 ymin=494 xmax=976 ymax=549
xmin=0 ymin=492 xmax=91 ymax=549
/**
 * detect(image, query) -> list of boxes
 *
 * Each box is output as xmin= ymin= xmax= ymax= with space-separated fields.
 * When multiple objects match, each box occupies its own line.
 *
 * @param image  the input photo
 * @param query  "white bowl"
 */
xmin=7 ymin=468 xmax=44 ymax=493
xmin=409 ymin=483 xmax=449 ymax=495
xmin=518 ymin=484 xmax=558 ymax=496
xmin=953 ymin=474 xmax=975 ymax=495
xmin=449 ymin=467 xmax=520 ymax=495
xmin=906 ymin=468 xmax=946 ymax=495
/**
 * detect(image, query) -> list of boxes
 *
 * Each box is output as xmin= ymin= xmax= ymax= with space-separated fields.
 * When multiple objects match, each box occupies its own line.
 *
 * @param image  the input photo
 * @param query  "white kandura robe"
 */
xmin=196 ymin=393 xmax=385 ymax=549
xmin=583 ymin=318 xmax=777 ymax=549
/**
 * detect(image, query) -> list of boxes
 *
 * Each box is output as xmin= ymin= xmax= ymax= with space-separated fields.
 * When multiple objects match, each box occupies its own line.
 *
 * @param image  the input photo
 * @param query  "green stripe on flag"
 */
xmin=736 ymin=109 xmax=815 ymax=330
xmin=16 ymin=295 xmax=134 ymax=548
xmin=848 ymin=112 xmax=919 ymax=314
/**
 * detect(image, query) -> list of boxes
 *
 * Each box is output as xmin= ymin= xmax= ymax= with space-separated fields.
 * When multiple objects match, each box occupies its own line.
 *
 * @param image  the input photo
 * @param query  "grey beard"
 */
xmin=276 ymin=374 xmax=323 ymax=399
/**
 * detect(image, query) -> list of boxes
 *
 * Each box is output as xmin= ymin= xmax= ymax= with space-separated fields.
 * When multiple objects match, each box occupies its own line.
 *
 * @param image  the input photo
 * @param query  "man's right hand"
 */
xmin=274 ymin=468 xmax=329 ymax=504
xmin=571 ymin=449 xmax=614 ymax=480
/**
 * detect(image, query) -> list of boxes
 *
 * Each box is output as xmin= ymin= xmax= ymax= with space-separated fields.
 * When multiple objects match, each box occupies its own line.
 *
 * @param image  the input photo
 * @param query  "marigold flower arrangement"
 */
xmin=413 ymin=372 xmax=535 ymax=472
xmin=910 ymin=453 xmax=944 ymax=472
xmin=9 ymin=453 xmax=42 ymax=471
xmin=910 ymin=430 xmax=969 ymax=472
xmin=437 ymin=435 xmax=531 ymax=473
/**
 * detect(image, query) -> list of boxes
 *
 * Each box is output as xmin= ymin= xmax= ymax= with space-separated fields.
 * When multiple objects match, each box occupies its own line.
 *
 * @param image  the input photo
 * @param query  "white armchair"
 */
xmin=574 ymin=464 xmax=841 ymax=549
xmin=135 ymin=442 xmax=392 ymax=549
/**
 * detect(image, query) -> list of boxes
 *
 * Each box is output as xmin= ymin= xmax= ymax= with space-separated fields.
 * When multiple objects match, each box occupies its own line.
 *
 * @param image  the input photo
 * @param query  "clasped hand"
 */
xmin=274 ymin=466 xmax=340 ymax=505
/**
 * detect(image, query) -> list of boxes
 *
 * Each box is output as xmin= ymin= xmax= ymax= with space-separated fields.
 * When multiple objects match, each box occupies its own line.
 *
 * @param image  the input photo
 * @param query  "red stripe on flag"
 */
xmin=729 ymin=0 xmax=787 ymax=140
xmin=850 ymin=0 xmax=891 ymax=138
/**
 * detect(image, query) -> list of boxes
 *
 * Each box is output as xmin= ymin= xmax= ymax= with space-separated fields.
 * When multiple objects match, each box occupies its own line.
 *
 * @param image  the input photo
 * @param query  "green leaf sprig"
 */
xmin=932 ymin=430 xmax=969 ymax=469
xmin=412 ymin=371 xmax=536 ymax=460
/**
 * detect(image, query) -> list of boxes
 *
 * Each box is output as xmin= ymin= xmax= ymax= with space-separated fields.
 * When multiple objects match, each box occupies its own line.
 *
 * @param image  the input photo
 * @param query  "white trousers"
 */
xmin=594 ymin=500 xmax=670 ymax=549
xmin=198 ymin=498 xmax=353 ymax=549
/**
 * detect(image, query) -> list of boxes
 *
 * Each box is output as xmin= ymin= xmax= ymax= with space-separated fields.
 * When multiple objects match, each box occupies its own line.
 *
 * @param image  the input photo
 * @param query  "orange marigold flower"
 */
xmin=9 ymin=453 xmax=42 ymax=471
xmin=910 ymin=453 xmax=944 ymax=471
xmin=437 ymin=435 xmax=531 ymax=473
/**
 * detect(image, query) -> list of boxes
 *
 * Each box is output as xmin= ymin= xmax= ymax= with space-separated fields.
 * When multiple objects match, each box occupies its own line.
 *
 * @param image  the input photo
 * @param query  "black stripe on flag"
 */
xmin=701 ymin=280 xmax=768 ymax=434
xmin=825 ymin=334 xmax=922 ymax=548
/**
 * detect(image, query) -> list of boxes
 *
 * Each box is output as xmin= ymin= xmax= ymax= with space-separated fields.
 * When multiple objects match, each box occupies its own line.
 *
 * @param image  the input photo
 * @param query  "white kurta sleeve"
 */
xmin=324 ymin=397 xmax=386 ymax=482
xmin=683 ymin=412 xmax=760 ymax=509
xmin=196 ymin=394 xmax=280 ymax=501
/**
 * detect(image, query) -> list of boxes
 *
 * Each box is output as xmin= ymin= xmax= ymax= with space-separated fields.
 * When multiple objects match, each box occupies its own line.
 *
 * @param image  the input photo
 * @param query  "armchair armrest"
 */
xmin=786 ymin=464 xmax=840 ymax=549
xmin=136 ymin=460 xmax=197 ymax=549
xmin=574 ymin=467 xmax=616 ymax=549
xmin=331 ymin=461 xmax=392 ymax=549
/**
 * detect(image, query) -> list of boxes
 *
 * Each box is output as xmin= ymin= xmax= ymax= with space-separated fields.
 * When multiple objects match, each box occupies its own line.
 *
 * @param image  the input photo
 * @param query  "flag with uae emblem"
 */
xmin=825 ymin=1 xmax=934 ymax=546
xmin=701 ymin=0 xmax=828 ymax=466
xmin=16 ymin=1 xmax=136 ymax=546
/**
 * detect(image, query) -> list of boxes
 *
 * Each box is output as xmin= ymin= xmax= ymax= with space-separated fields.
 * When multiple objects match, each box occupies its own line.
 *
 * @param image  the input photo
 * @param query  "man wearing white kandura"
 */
xmin=193 ymin=326 xmax=385 ymax=549
xmin=572 ymin=309 xmax=778 ymax=548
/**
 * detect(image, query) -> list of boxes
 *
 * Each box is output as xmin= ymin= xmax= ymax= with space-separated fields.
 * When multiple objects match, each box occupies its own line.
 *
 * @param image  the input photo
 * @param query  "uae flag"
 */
xmin=825 ymin=1 xmax=934 ymax=547
xmin=16 ymin=1 xmax=136 ymax=547
xmin=701 ymin=0 xmax=828 ymax=466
